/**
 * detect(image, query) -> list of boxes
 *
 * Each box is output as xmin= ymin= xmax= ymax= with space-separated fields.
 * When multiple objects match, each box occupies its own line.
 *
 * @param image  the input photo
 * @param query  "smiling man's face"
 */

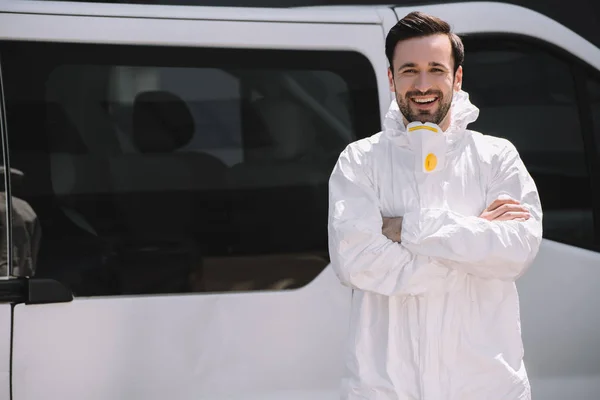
xmin=388 ymin=33 xmax=463 ymax=131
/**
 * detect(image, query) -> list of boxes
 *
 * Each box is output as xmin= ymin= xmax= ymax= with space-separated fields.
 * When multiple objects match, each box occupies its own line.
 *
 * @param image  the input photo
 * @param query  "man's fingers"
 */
xmin=479 ymin=196 xmax=532 ymax=222
xmin=488 ymin=203 xmax=529 ymax=220
xmin=486 ymin=197 xmax=520 ymax=212
xmin=493 ymin=212 xmax=531 ymax=221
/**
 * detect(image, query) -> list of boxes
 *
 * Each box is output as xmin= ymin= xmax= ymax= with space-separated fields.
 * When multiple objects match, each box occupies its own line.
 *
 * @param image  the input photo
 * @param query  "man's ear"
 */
xmin=454 ymin=66 xmax=463 ymax=91
xmin=388 ymin=68 xmax=395 ymax=92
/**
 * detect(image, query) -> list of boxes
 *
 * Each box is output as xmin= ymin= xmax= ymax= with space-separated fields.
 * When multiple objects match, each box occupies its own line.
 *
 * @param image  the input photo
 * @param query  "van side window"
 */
xmin=587 ymin=76 xmax=600 ymax=159
xmin=0 ymin=41 xmax=379 ymax=296
xmin=462 ymin=37 xmax=595 ymax=248
xmin=587 ymin=75 xmax=600 ymax=246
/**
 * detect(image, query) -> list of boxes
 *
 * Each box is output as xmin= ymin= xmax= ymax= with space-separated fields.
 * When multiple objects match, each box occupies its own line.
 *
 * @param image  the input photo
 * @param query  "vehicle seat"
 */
xmin=229 ymin=97 xmax=329 ymax=254
xmin=107 ymin=90 xmax=228 ymax=294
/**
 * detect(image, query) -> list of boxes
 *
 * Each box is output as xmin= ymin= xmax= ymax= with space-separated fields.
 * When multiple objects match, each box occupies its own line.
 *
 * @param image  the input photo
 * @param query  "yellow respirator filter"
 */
xmin=424 ymin=153 xmax=437 ymax=172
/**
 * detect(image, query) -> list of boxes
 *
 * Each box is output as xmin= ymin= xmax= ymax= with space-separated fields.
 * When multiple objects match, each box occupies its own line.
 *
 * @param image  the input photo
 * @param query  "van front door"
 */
xmin=0 ymin=4 xmax=389 ymax=400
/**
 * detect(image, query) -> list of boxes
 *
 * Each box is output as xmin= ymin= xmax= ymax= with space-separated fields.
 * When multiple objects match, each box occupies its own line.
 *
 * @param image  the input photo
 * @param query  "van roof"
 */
xmin=0 ymin=0 xmax=387 ymax=24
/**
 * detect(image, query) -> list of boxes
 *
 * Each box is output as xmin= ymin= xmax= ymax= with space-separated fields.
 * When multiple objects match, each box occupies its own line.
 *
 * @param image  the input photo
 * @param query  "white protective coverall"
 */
xmin=328 ymin=90 xmax=543 ymax=400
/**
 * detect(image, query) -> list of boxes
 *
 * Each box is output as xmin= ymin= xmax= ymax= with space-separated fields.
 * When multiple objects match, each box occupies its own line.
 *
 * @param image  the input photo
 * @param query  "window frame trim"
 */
xmin=0 ymin=53 xmax=14 ymax=278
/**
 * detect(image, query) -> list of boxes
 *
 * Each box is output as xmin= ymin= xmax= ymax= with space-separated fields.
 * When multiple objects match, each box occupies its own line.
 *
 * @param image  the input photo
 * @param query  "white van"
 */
xmin=0 ymin=1 xmax=598 ymax=399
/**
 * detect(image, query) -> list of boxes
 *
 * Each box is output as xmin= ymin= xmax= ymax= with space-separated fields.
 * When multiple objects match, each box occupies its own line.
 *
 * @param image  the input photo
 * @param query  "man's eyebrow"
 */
xmin=397 ymin=62 xmax=417 ymax=71
xmin=397 ymin=62 xmax=450 ymax=71
xmin=430 ymin=62 xmax=449 ymax=69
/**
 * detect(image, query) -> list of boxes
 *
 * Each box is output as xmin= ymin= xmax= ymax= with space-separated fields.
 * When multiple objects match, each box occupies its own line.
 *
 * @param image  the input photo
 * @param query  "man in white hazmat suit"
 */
xmin=327 ymin=11 xmax=543 ymax=400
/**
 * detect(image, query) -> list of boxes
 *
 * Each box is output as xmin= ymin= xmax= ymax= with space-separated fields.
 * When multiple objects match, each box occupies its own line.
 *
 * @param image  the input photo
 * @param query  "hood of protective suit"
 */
xmin=383 ymin=89 xmax=480 ymax=149
xmin=327 ymin=89 xmax=543 ymax=400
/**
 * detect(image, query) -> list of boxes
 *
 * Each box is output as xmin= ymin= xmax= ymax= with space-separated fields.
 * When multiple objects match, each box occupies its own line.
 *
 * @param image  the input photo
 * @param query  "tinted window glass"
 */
xmin=588 ymin=75 xmax=600 ymax=156
xmin=463 ymin=37 xmax=594 ymax=247
xmin=587 ymin=74 xmax=600 ymax=245
xmin=0 ymin=42 xmax=379 ymax=296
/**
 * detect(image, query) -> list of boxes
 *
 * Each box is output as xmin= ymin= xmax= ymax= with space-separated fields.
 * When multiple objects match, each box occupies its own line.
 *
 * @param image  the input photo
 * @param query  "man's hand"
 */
xmin=382 ymin=217 xmax=403 ymax=243
xmin=479 ymin=196 xmax=530 ymax=222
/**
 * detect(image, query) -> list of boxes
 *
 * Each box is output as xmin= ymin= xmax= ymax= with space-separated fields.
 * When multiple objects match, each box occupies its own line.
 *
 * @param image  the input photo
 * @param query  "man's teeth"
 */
xmin=413 ymin=97 xmax=436 ymax=104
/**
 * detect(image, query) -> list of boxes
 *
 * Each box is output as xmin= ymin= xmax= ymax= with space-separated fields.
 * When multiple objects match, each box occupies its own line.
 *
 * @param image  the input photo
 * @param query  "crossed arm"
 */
xmin=327 ymin=142 xmax=543 ymax=296
xmin=383 ymin=196 xmax=531 ymax=242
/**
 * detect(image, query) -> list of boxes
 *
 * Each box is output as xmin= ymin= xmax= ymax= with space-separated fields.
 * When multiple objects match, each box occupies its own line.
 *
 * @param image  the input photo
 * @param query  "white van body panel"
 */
xmin=12 ymin=268 xmax=350 ymax=400
xmin=0 ymin=0 xmax=382 ymax=24
xmin=0 ymin=305 xmax=10 ymax=400
xmin=517 ymin=240 xmax=600 ymax=399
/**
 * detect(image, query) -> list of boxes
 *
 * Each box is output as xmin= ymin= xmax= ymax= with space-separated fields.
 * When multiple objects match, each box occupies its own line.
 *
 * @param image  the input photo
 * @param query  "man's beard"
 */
xmin=397 ymin=89 xmax=452 ymax=126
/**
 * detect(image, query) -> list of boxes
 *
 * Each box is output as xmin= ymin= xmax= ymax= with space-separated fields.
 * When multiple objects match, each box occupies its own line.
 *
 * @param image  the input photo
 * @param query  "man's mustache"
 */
xmin=405 ymin=90 xmax=443 ymax=99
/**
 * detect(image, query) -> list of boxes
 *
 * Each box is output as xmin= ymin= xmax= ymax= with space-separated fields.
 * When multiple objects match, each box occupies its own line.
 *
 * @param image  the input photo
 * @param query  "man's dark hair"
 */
xmin=385 ymin=11 xmax=464 ymax=74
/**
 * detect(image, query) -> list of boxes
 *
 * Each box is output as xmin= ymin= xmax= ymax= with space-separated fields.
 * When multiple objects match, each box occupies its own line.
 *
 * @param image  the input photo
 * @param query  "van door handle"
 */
xmin=0 ymin=278 xmax=73 ymax=304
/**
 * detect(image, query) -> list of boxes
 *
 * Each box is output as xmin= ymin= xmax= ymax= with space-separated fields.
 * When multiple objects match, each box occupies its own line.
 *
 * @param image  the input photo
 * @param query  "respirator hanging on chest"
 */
xmin=406 ymin=121 xmax=447 ymax=174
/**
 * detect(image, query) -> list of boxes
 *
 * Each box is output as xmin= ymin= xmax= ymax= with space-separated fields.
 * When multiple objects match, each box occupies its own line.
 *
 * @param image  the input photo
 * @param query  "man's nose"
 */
xmin=413 ymin=72 xmax=432 ymax=93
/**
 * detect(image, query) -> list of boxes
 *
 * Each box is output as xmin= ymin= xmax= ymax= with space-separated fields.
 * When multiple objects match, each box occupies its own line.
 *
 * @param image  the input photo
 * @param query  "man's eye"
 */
xmin=431 ymin=68 xmax=444 ymax=73
xmin=402 ymin=69 xmax=418 ymax=74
